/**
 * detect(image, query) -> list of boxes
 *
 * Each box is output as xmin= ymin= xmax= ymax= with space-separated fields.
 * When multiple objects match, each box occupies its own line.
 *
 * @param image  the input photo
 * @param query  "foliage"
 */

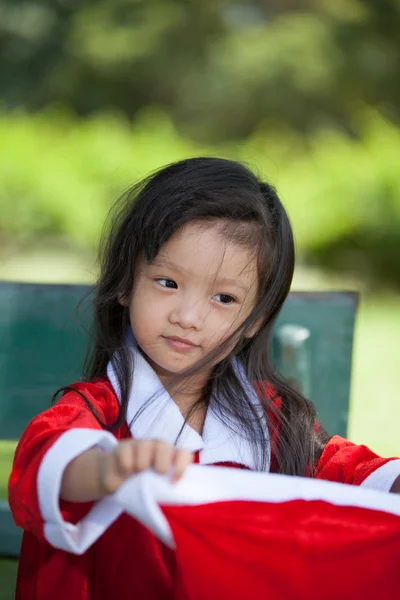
xmin=0 ymin=108 xmax=207 ymax=245
xmin=1 ymin=108 xmax=399 ymax=287
xmin=0 ymin=0 xmax=400 ymax=142
xmin=273 ymin=111 xmax=400 ymax=285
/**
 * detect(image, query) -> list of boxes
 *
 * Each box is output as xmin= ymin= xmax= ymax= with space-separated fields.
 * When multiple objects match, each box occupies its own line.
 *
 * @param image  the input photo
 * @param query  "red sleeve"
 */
xmin=315 ymin=434 xmax=399 ymax=486
xmin=8 ymin=378 xmax=124 ymax=541
xmin=258 ymin=381 xmax=400 ymax=488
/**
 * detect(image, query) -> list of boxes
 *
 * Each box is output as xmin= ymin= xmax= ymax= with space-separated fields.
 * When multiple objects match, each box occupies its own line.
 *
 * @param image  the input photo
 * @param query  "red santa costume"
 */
xmin=8 ymin=346 xmax=400 ymax=600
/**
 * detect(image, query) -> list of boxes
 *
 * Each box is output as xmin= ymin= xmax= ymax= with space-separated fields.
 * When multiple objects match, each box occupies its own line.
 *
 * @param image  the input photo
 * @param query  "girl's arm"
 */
xmin=9 ymin=379 xmax=194 ymax=555
xmin=8 ymin=380 xmax=119 ymax=544
xmin=262 ymin=383 xmax=400 ymax=491
xmin=60 ymin=446 xmax=106 ymax=502
xmin=315 ymin=434 xmax=400 ymax=492
xmin=60 ymin=440 xmax=193 ymax=503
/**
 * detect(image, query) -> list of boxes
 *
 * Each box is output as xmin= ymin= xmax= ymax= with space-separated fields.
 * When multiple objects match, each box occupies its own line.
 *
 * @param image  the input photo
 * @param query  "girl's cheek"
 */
xmin=208 ymin=324 xmax=234 ymax=345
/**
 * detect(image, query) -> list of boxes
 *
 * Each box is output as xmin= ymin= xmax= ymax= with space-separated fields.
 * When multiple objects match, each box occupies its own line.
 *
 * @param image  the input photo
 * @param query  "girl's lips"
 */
xmin=163 ymin=336 xmax=199 ymax=351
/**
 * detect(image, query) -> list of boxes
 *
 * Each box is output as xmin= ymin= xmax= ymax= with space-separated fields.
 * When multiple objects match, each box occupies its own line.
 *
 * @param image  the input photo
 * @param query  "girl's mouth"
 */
xmin=163 ymin=336 xmax=199 ymax=351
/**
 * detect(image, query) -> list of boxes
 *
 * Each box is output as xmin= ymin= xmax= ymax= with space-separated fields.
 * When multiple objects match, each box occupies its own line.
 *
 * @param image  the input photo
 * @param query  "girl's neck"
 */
xmin=163 ymin=376 xmax=210 ymax=435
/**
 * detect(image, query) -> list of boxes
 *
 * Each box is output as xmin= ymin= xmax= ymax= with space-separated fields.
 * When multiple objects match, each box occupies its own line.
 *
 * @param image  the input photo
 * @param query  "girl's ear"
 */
xmin=117 ymin=294 xmax=130 ymax=307
xmin=244 ymin=317 xmax=263 ymax=339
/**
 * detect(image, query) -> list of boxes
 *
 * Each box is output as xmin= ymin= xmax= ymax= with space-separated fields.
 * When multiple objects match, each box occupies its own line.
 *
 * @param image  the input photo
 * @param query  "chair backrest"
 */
xmin=0 ymin=282 xmax=358 ymax=556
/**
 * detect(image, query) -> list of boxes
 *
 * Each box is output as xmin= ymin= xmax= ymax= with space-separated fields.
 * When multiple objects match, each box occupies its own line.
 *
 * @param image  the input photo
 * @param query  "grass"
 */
xmin=0 ymin=442 xmax=16 ymax=502
xmin=348 ymin=296 xmax=400 ymax=456
xmin=0 ymin=442 xmax=17 ymax=597
xmin=0 ymin=560 xmax=17 ymax=598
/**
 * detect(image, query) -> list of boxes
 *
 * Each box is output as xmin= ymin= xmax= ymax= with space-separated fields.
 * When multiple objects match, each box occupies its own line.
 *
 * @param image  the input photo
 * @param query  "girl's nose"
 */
xmin=168 ymin=300 xmax=206 ymax=330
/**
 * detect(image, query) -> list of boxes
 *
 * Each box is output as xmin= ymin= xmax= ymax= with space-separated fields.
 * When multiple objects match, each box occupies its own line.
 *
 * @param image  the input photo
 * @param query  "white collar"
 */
xmin=106 ymin=343 xmax=270 ymax=471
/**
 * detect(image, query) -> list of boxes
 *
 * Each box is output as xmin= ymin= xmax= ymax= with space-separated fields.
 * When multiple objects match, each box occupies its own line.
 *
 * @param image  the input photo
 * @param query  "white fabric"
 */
xmin=361 ymin=459 xmax=400 ymax=492
xmin=116 ymin=465 xmax=400 ymax=548
xmin=38 ymin=428 xmax=121 ymax=553
xmin=38 ymin=344 xmax=268 ymax=552
xmin=39 ymin=465 xmax=400 ymax=554
xmin=36 ymin=339 xmax=400 ymax=554
xmin=106 ymin=343 xmax=269 ymax=470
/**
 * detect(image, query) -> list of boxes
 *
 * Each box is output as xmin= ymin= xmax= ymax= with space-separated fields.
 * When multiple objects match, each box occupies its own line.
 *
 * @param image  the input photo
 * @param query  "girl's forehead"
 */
xmin=152 ymin=222 xmax=258 ymax=285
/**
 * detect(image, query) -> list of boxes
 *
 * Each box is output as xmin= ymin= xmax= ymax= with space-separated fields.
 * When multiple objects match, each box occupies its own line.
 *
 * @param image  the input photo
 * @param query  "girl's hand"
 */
xmin=61 ymin=440 xmax=194 ymax=503
xmin=390 ymin=475 xmax=400 ymax=494
xmin=98 ymin=439 xmax=194 ymax=496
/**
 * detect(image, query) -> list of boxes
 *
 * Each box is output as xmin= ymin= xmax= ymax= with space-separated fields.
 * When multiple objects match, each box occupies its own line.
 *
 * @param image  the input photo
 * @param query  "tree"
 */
xmin=1 ymin=0 xmax=400 ymax=142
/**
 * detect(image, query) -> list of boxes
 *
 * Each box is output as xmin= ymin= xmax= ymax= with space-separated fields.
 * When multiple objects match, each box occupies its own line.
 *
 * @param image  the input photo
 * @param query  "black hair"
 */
xmin=55 ymin=157 xmax=329 ymax=475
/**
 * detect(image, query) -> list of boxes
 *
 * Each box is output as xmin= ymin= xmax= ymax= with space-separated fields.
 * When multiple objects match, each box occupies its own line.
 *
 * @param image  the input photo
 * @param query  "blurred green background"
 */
xmin=1 ymin=0 xmax=400 ymax=593
xmin=1 ymin=1 xmax=399 ymax=457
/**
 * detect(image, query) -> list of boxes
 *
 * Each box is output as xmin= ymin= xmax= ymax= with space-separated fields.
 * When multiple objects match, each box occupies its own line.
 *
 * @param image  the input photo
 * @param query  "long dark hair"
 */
xmin=63 ymin=157 xmax=329 ymax=475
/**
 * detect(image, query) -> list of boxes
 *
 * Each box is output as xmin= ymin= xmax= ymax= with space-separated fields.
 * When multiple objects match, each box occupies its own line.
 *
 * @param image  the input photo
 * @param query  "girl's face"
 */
xmin=122 ymin=222 xmax=259 ymax=388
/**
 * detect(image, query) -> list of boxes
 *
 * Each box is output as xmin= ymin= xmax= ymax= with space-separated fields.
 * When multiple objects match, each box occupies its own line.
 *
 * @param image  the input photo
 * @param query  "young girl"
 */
xmin=9 ymin=157 xmax=400 ymax=600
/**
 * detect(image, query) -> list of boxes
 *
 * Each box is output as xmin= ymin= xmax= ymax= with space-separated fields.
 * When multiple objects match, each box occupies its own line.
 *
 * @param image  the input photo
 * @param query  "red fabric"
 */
xmin=8 ymin=377 xmax=400 ymax=600
xmin=316 ymin=434 xmax=395 ymax=485
xmin=16 ymin=515 xmax=177 ymax=600
xmin=9 ymin=379 xmax=127 ymax=538
xmin=163 ymin=499 xmax=400 ymax=600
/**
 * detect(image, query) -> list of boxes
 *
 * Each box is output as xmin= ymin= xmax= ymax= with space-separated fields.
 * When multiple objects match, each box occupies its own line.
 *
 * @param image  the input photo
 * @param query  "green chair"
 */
xmin=0 ymin=282 xmax=358 ymax=559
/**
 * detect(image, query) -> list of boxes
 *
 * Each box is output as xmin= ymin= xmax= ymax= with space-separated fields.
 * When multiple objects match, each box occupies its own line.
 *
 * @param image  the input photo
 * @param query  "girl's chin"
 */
xmin=145 ymin=357 xmax=192 ymax=379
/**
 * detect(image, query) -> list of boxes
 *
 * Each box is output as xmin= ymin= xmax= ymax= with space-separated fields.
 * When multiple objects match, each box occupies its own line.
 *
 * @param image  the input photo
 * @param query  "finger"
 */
xmin=113 ymin=440 xmax=136 ymax=477
xmin=134 ymin=439 xmax=157 ymax=473
xmin=171 ymin=449 xmax=194 ymax=483
xmin=101 ymin=449 xmax=131 ymax=494
xmin=153 ymin=441 xmax=175 ymax=475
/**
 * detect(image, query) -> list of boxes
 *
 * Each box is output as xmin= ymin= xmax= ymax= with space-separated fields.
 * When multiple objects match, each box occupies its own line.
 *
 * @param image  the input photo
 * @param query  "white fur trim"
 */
xmin=38 ymin=428 xmax=122 ymax=554
xmin=116 ymin=465 xmax=400 ymax=549
xmin=107 ymin=349 xmax=204 ymax=452
xmin=107 ymin=344 xmax=270 ymax=470
xmin=360 ymin=460 xmax=400 ymax=492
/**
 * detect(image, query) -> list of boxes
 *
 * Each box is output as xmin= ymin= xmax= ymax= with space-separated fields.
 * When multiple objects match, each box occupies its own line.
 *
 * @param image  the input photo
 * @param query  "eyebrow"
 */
xmin=150 ymin=257 xmax=250 ymax=292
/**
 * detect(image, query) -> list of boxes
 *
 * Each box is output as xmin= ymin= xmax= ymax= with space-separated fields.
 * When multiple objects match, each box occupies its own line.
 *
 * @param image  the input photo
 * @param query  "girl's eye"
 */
xmin=213 ymin=293 xmax=235 ymax=305
xmin=156 ymin=278 xmax=178 ymax=289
